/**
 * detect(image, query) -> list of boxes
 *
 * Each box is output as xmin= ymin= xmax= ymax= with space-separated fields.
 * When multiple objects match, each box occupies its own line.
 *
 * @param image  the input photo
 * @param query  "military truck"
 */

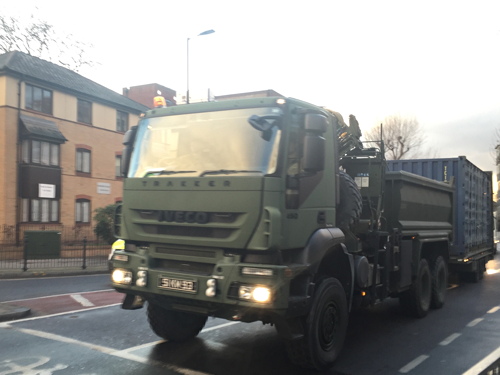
xmin=111 ymin=97 xmax=494 ymax=370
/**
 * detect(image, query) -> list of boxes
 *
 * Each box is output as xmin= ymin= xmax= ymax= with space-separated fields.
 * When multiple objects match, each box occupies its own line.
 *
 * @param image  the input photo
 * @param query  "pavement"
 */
xmin=0 ymin=264 xmax=109 ymax=323
xmin=0 ymin=303 xmax=31 ymax=322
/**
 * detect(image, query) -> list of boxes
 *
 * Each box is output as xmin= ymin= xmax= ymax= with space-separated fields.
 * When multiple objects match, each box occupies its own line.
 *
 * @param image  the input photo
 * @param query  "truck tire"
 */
xmin=336 ymin=170 xmax=362 ymax=230
xmin=284 ymin=278 xmax=348 ymax=370
xmin=147 ymin=302 xmax=207 ymax=342
xmin=460 ymin=259 xmax=485 ymax=283
xmin=430 ymin=256 xmax=447 ymax=309
xmin=399 ymin=258 xmax=432 ymax=318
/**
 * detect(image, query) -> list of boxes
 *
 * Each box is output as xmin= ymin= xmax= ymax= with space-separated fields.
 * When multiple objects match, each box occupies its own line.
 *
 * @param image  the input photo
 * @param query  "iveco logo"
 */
xmin=159 ymin=210 xmax=209 ymax=224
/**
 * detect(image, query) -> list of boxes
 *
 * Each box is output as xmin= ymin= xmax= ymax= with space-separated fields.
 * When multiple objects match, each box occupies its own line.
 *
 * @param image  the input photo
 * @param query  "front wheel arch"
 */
xmin=297 ymin=228 xmax=354 ymax=308
xmin=315 ymin=244 xmax=353 ymax=305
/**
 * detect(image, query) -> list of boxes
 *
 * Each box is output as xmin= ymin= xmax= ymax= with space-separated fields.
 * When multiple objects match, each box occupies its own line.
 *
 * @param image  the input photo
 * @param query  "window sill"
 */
xmin=76 ymin=171 xmax=92 ymax=177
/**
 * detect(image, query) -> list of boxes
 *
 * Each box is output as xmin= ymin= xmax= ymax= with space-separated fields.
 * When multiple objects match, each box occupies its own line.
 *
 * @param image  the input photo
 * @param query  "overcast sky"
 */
xmin=3 ymin=0 xmax=500 ymax=174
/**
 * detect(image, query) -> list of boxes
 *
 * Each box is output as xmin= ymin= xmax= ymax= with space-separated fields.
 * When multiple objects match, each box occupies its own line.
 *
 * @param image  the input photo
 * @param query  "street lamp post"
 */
xmin=186 ymin=29 xmax=215 ymax=104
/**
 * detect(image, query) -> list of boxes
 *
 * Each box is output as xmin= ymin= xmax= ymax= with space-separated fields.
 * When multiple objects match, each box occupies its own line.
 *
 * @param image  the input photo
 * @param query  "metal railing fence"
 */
xmin=0 ymin=224 xmax=110 ymax=271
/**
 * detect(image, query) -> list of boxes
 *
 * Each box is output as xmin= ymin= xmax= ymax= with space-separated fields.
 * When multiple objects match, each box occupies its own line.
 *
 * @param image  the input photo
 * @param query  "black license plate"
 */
xmin=158 ymin=277 xmax=197 ymax=293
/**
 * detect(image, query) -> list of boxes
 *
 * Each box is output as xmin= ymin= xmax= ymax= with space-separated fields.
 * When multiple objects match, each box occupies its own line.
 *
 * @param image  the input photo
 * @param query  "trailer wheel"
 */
xmin=459 ymin=259 xmax=486 ymax=283
xmin=284 ymin=278 xmax=348 ymax=370
xmin=430 ymin=256 xmax=447 ymax=309
xmin=147 ymin=302 xmax=207 ymax=342
xmin=399 ymin=259 xmax=432 ymax=318
xmin=336 ymin=170 xmax=362 ymax=230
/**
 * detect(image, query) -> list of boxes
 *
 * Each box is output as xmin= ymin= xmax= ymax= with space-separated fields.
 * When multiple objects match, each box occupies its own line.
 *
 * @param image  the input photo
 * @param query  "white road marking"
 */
xmin=113 ymin=340 xmax=164 ymax=355
xmin=0 ymin=356 xmax=68 ymax=375
xmin=466 ymin=318 xmax=484 ymax=327
xmin=2 ymin=289 xmax=114 ymax=304
xmin=113 ymin=321 xmax=242 ymax=355
xmin=439 ymin=333 xmax=461 ymax=346
xmin=399 ymin=355 xmax=429 ymax=373
xmin=201 ymin=321 xmax=240 ymax=333
xmin=70 ymin=294 xmax=95 ymax=307
xmin=3 ymin=326 xmax=213 ymax=375
xmin=487 ymin=306 xmax=500 ymax=314
xmin=462 ymin=345 xmax=500 ymax=375
xmin=0 ymin=303 xmax=121 ymax=327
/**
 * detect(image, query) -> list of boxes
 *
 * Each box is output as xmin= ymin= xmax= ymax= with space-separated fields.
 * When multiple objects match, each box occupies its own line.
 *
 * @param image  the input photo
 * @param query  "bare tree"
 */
xmin=364 ymin=114 xmax=427 ymax=160
xmin=490 ymin=128 xmax=500 ymax=166
xmin=0 ymin=14 xmax=94 ymax=72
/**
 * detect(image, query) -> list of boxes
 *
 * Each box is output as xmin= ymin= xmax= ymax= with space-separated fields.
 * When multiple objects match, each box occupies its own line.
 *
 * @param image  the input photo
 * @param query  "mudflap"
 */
xmin=122 ymin=293 xmax=145 ymax=310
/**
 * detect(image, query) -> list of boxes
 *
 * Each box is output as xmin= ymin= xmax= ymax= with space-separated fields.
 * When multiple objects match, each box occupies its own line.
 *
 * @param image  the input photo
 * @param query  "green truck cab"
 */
xmin=111 ymin=97 xmax=480 ymax=370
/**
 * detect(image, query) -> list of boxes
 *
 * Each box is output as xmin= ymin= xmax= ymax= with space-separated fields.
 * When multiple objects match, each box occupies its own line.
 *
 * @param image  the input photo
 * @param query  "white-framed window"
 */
xmin=115 ymin=155 xmax=122 ymax=177
xmin=21 ymin=198 xmax=59 ymax=222
xmin=116 ymin=110 xmax=128 ymax=132
xmin=21 ymin=139 xmax=60 ymax=166
xmin=25 ymin=84 xmax=52 ymax=114
xmin=76 ymin=149 xmax=91 ymax=173
xmin=77 ymin=98 xmax=92 ymax=124
xmin=75 ymin=199 xmax=90 ymax=223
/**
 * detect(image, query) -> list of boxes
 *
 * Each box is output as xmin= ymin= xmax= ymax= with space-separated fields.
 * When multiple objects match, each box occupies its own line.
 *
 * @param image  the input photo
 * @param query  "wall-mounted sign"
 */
xmin=39 ymin=184 xmax=56 ymax=198
xmin=97 ymin=182 xmax=111 ymax=194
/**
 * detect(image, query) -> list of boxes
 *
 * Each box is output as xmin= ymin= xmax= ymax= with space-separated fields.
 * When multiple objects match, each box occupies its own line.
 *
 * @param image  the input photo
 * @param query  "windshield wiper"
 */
xmin=199 ymin=169 xmax=263 ymax=177
xmin=144 ymin=169 xmax=196 ymax=177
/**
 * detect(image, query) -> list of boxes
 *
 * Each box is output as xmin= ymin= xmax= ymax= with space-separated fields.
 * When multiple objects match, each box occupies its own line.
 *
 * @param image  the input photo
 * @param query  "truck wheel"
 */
xmin=336 ymin=170 xmax=362 ymax=230
xmin=459 ymin=259 xmax=485 ymax=283
xmin=147 ymin=302 xmax=207 ymax=342
xmin=430 ymin=256 xmax=447 ymax=309
xmin=399 ymin=258 xmax=432 ymax=318
xmin=285 ymin=278 xmax=348 ymax=370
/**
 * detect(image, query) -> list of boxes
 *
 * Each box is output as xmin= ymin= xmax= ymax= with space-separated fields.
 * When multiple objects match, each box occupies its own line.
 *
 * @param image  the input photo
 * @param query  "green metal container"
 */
xmin=24 ymin=231 xmax=61 ymax=259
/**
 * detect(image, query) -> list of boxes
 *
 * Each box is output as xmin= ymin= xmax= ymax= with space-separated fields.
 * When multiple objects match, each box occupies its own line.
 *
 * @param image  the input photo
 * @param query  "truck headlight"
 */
xmin=112 ymin=269 xmax=132 ymax=285
xmin=238 ymin=285 xmax=272 ymax=303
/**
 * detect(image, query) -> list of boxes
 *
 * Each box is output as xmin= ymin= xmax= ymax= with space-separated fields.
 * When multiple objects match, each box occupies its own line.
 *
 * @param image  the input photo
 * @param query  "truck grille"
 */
xmin=133 ymin=210 xmax=244 ymax=239
xmin=153 ymin=259 xmax=214 ymax=276
xmin=156 ymin=247 xmax=216 ymax=258
xmin=142 ymin=225 xmax=233 ymax=238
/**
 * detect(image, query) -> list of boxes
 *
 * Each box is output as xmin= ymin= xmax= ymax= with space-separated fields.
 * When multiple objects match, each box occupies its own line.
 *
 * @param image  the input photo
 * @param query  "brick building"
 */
xmin=0 ymin=51 xmax=148 ymax=241
xmin=215 ymin=89 xmax=283 ymax=101
xmin=121 ymin=85 xmax=282 ymax=108
xmin=123 ymin=83 xmax=176 ymax=108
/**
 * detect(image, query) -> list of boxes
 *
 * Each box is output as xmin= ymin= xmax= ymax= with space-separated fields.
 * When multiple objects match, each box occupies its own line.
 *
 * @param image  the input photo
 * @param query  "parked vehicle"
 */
xmin=110 ymin=97 xmax=495 ymax=370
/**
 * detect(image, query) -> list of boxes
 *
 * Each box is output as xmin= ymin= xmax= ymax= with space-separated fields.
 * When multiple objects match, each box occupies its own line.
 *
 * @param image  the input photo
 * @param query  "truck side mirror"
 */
xmin=304 ymin=113 xmax=328 ymax=133
xmin=303 ymin=135 xmax=325 ymax=172
xmin=302 ymin=114 xmax=327 ymax=172
xmin=121 ymin=126 xmax=138 ymax=177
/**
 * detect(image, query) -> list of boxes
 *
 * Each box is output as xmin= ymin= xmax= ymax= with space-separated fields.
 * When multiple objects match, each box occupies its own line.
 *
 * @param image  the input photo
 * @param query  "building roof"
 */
xmin=0 ymin=51 xmax=148 ymax=113
xmin=215 ymin=89 xmax=284 ymax=101
xmin=20 ymin=114 xmax=67 ymax=144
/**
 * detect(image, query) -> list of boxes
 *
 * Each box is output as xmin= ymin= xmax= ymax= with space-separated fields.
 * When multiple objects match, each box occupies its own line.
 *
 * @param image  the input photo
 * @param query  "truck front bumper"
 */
xmin=110 ymin=250 xmax=302 ymax=322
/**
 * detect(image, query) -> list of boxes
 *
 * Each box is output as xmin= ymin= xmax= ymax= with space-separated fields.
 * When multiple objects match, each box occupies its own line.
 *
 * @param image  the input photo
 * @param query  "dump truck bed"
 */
xmin=383 ymin=170 xmax=454 ymax=235
xmin=387 ymin=157 xmax=494 ymax=258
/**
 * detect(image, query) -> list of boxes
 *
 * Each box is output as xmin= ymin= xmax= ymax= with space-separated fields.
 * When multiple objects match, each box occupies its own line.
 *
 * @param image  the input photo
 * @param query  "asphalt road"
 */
xmin=0 ymin=256 xmax=499 ymax=375
xmin=0 ymin=273 xmax=111 ymax=301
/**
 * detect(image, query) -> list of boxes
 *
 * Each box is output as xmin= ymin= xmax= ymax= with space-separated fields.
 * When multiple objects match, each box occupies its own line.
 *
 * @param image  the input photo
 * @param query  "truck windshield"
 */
xmin=128 ymin=107 xmax=282 ymax=178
